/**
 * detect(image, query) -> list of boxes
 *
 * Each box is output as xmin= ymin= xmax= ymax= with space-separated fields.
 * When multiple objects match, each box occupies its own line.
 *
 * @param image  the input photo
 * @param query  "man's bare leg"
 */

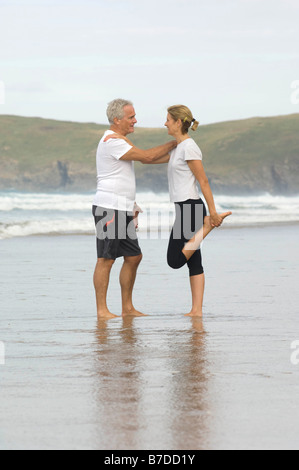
xmin=182 ymin=212 xmax=232 ymax=262
xmin=185 ymin=273 xmax=205 ymax=317
xmin=120 ymin=254 xmax=146 ymax=317
xmin=93 ymin=258 xmax=118 ymax=319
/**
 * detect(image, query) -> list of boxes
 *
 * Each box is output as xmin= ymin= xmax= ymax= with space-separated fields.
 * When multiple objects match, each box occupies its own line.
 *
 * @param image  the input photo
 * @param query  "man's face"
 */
xmin=115 ymin=105 xmax=137 ymax=136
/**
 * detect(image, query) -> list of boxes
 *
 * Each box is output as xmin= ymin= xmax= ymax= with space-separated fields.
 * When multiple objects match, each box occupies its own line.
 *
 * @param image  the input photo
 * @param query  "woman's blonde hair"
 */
xmin=167 ymin=105 xmax=199 ymax=134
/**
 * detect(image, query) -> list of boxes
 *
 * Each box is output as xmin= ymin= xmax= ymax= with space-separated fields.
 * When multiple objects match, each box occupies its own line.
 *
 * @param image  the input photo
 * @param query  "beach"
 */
xmin=1 ymin=224 xmax=299 ymax=450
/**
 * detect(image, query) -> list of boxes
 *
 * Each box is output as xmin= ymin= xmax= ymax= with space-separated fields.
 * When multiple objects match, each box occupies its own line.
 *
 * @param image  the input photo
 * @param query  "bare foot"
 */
xmin=183 ymin=211 xmax=232 ymax=256
xmin=122 ymin=308 xmax=147 ymax=317
xmin=185 ymin=310 xmax=203 ymax=318
xmin=206 ymin=211 xmax=232 ymax=229
xmin=219 ymin=211 xmax=232 ymax=223
xmin=97 ymin=309 xmax=119 ymax=319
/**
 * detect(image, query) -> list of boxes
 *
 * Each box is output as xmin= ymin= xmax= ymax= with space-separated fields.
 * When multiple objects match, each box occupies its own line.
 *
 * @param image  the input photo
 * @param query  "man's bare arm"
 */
xmin=121 ymin=141 xmax=175 ymax=164
xmin=103 ymin=133 xmax=175 ymax=164
xmin=143 ymin=154 xmax=170 ymax=165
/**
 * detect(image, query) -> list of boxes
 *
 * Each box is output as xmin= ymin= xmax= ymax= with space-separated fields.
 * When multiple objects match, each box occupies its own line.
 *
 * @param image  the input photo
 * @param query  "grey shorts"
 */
xmin=92 ymin=205 xmax=142 ymax=260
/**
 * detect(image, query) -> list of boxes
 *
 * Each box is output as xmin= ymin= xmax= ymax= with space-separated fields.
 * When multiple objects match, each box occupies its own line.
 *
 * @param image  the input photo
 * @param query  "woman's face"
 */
xmin=165 ymin=113 xmax=180 ymax=136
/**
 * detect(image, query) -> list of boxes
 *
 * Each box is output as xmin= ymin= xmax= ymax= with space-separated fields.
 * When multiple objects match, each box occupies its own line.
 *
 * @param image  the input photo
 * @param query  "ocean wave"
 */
xmin=0 ymin=191 xmax=175 ymax=212
xmin=0 ymin=191 xmax=93 ymax=212
xmin=215 ymin=194 xmax=299 ymax=225
xmin=0 ymin=218 xmax=95 ymax=240
xmin=0 ymin=191 xmax=299 ymax=239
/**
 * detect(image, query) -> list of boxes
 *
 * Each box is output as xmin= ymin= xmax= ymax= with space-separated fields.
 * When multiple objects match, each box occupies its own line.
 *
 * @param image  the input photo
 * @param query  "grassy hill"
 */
xmin=0 ymin=113 xmax=298 ymax=194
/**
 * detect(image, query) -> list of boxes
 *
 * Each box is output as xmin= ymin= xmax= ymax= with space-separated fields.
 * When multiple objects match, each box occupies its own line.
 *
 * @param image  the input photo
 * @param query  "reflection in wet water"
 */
xmin=93 ymin=317 xmax=210 ymax=450
xmin=1 ymin=227 xmax=299 ymax=449
xmin=166 ymin=318 xmax=209 ymax=450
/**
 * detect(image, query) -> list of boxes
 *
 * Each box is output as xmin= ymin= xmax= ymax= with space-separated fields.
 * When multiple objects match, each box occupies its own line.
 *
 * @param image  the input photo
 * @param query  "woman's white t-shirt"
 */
xmin=168 ymin=138 xmax=202 ymax=203
xmin=93 ymin=130 xmax=135 ymax=212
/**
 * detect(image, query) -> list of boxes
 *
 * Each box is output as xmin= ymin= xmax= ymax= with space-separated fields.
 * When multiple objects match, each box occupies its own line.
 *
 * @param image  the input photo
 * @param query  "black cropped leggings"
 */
xmin=167 ymin=198 xmax=207 ymax=277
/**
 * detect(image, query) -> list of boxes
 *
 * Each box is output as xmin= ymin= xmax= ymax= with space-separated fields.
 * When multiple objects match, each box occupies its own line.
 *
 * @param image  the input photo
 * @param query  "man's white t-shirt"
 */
xmin=93 ymin=130 xmax=135 ymax=212
xmin=168 ymin=138 xmax=203 ymax=203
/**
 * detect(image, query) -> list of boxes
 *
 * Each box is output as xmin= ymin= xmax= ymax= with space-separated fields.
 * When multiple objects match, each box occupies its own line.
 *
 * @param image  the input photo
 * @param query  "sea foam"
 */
xmin=0 ymin=191 xmax=299 ymax=239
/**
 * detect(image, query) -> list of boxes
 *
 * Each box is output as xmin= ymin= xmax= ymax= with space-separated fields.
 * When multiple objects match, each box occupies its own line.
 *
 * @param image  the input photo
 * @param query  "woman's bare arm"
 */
xmin=187 ymin=160 xmax=223 ymax=227
xmin=104 ymin=133 xmax=175 ymax=164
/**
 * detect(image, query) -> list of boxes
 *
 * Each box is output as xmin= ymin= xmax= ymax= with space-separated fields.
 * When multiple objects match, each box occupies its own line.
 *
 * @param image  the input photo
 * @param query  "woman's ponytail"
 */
xmin=191 ymin=119 xmax=199 ymax=132
xmin=167 ymin=105 xmax=199 ymax=134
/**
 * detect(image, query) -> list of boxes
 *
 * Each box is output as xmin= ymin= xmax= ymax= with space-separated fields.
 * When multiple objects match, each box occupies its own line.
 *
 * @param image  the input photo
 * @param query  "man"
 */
xmin=93 ymin=99 xmax=176 ymax=319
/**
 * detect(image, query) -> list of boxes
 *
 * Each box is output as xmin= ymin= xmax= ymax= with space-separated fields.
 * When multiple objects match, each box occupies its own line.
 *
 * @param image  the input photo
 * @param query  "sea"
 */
xmin=1 ymin=190 xmax=299 ymax=450
xmin=0 ymin=190 xmax=299 ymax=240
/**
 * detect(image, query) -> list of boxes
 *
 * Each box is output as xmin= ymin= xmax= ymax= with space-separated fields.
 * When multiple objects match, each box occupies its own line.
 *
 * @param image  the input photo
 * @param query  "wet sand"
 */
xmin=1 ymin=225 xmax=299 ymax=450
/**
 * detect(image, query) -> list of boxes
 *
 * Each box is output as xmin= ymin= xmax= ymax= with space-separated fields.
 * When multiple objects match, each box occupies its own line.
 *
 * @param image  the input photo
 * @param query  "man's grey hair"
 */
xmin=106 ymin=98 xmax=133 ymax=124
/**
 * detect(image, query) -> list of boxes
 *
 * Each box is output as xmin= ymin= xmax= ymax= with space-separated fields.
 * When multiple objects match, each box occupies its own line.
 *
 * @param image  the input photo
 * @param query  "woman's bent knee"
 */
xmin=167 ymin=252 xmax=187 ymax=270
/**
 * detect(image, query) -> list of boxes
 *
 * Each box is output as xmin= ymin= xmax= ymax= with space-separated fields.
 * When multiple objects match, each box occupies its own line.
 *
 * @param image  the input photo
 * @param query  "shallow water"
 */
xmin=0 ymin=226 xmax=299 ymax=449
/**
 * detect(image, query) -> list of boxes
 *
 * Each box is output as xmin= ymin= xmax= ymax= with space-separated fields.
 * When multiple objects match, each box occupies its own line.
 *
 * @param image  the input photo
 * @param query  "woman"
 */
xmin=105 ymin=104 xmax=231 ymax=317
xmin=164 ymin=105 xmax=231 ymax=317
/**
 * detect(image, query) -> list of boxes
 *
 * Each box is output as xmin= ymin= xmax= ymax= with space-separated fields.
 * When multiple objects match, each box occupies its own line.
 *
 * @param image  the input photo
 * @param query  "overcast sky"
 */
xmin=0 ymin=0 xmax=298 ymax=127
